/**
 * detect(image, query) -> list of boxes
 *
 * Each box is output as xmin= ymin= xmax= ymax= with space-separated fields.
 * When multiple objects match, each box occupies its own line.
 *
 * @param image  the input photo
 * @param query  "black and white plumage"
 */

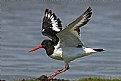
xmin=29 ymin=7 xmax=104 ymax=78
xmin=42 ymin=9 xmax=62 ymax=44
xmin=42 ymin=9 xmax=62 ymax=33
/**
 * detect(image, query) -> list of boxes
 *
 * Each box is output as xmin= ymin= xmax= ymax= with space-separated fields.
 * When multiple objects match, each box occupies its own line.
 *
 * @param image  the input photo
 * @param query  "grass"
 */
xmin=7 ymin=77 xmax=121 ymax=81
xmin=77 ymin=77 xmax=121 ymax=81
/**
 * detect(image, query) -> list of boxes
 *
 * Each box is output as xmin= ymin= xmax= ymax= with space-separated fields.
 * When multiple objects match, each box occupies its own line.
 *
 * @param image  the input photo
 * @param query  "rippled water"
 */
xmin=1 ymin=0 xmax=121 ymax=80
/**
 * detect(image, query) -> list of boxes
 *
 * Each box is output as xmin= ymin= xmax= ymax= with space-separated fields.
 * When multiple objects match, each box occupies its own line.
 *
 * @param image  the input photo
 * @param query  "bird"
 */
xmin=29 ymin=7 xmax=104 ymax=79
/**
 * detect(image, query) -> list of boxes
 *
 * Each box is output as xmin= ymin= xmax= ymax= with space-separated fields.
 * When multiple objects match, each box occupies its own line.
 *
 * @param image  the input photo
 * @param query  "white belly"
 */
xmin=50 ymin=47 xmax=92 ymax=62
xmin=50 ymin=48 xmax=63 ymax=60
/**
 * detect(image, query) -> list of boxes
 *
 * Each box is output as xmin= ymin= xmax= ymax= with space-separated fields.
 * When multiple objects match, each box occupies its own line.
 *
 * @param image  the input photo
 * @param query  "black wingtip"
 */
xmin=87 ymin=6 xmax=92 ymax=15
xmin=45 ymin=8 xmax=49 ymax=13
xmin=87 ymin=6 xmax=92 ymax=11
xmin=44 ymin=8 xmax=52 ymax=15
xmin=79 ymin=7 xmax=92 ymax=27
xmin=45 ymin=8 xmax=49 ymax=11
xmin=93 ymin=49 xmax=104 ymax=52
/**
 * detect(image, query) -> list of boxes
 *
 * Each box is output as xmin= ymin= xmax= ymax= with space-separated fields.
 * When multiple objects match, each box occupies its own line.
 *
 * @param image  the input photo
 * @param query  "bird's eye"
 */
xmin=43 ymin=41 xmax=46 ymax=44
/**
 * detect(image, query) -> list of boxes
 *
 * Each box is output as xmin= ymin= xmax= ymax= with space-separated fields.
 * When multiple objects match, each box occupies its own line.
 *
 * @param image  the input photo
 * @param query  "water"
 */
xmin=0 ymin=0 xmax=121 ymax=80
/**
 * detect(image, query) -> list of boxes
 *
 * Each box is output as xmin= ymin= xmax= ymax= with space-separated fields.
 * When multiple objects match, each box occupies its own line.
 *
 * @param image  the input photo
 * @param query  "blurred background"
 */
xmin=0 ymin=0 xmax=121 ymax=80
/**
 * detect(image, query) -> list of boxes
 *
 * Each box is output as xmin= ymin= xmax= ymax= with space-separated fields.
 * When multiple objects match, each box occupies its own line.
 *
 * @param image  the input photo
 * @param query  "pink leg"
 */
xmin=48 ymin=65 xmax=69 ymax=79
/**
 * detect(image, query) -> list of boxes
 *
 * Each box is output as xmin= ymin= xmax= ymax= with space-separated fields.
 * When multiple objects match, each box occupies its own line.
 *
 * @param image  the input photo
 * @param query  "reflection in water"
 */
xmin=0 ymin=0 xmax=121 ymax=80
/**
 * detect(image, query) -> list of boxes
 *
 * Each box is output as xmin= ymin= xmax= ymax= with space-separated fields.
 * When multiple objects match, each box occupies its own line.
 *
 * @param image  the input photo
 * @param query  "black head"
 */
xmin=29 ymin=40 xmax=55 ymax=56
xmin=41 ymin=40 xmax=55 ymax=49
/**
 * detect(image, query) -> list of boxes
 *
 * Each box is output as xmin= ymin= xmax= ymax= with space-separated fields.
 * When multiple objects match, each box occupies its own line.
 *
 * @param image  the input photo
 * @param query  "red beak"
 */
xmin=29 ymin=45 xmax=42 ymax=52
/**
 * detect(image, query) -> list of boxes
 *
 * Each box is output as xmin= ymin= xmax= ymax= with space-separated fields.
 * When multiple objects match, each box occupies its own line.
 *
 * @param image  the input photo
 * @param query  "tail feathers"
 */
xmin=93 ymin=49 xmax=104 ymax=52
xmin=83 ymin=47 xmax=104 ymax=53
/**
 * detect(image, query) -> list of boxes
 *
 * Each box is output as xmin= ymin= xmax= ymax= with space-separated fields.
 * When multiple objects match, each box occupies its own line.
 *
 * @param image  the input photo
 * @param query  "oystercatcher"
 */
xmin=29 ymin=7 xmax=104 ymax=78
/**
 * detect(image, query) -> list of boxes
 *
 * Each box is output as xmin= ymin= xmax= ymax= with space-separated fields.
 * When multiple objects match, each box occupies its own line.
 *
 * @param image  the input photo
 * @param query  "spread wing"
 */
xmin=42 ymin=9 xmax=62 ymax=40
xmin=57 ymin=7 xmax=92 ymax=47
